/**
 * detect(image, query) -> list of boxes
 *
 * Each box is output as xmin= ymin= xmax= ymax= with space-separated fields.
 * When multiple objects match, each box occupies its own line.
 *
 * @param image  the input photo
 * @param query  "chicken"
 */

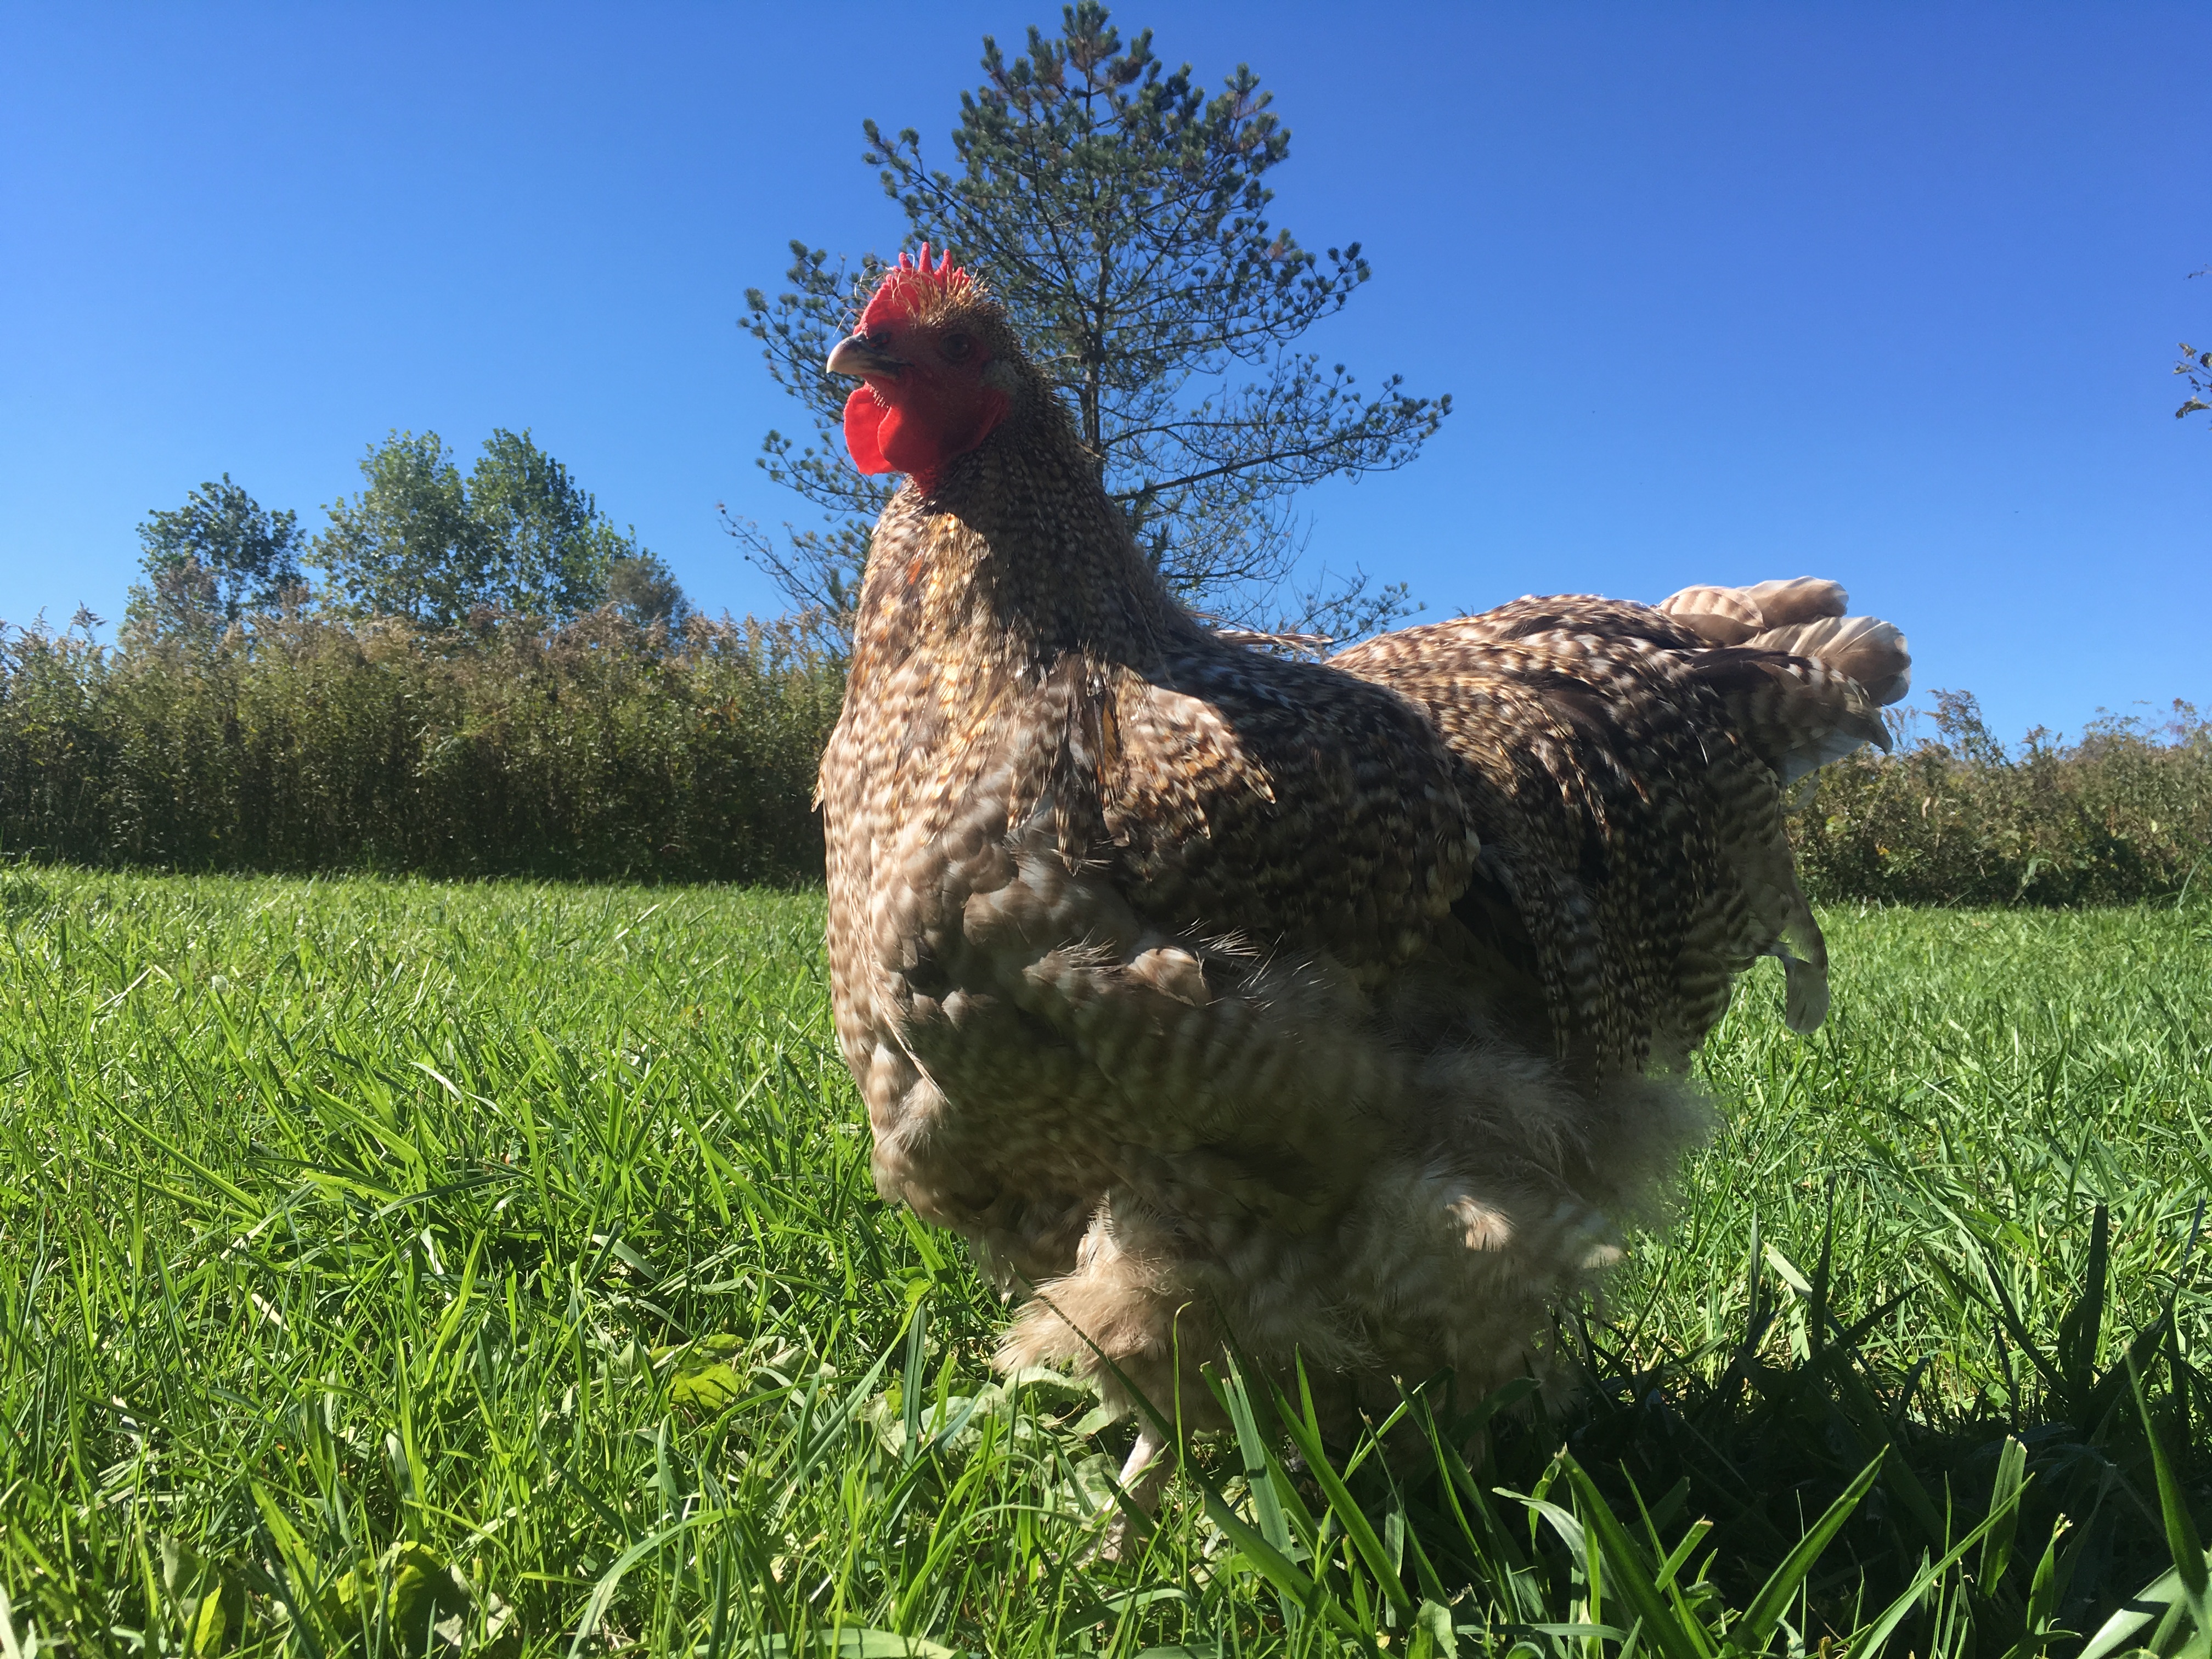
xmin=817 ymin=248 xmax=1911 ymax=1515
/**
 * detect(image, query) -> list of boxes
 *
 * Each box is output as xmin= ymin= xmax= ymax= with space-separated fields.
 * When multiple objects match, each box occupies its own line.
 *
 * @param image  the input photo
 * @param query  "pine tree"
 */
xmin=2177 ymin=342 xmax=2210 ymax=426
xmin=735 ymin=3 xmax=1449 ymax=641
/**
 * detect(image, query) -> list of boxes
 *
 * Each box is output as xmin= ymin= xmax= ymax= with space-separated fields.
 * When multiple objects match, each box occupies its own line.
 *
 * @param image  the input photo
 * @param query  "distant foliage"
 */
xmin=315 ymin=429 xmax=659 ymax=628
xmin=125 ymin=437 xmax=690 ymax=647
xmin=124 ymin=474 xmax=307 ymax=640
xmin=605 ymin=549 xmax=695 ymax=629
xmin=1792 ymin=691 xmax=2212 ymax=906
xmin=2177 ymin=339 xmax=2211 ymax=426
xmin=0 ymin=610 xmax=840 ymax=882
xmin=10 ymin=600 xmax=2203 ymax=905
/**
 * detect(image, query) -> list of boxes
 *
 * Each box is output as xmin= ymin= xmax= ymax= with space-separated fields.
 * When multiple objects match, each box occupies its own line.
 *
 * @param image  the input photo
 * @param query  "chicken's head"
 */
xmin=826 ymin=246 xmax=1019 ymax=490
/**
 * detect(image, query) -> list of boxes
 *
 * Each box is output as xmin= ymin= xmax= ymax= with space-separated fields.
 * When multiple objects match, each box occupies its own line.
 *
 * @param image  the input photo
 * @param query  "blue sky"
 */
xmin=3 ymin=2 xmax=2205 ymax=743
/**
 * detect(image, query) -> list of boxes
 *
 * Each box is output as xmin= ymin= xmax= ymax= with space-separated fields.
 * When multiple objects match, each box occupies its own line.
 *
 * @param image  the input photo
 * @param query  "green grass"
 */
xmin=1 ymin=870 xmax=2208 ymax=1656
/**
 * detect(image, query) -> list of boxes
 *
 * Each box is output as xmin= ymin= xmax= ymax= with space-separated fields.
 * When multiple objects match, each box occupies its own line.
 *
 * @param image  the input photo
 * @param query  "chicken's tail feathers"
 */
xmin=1658 ymin=577 xmax=1911 ymax=703
xmin=1658 ymin=576 xmax=1848 ymax=642
xmin=1742 ymin=612 xmax=1912 ymax=709
xmin=1658 ymin=577 xmax=1912 ymax=783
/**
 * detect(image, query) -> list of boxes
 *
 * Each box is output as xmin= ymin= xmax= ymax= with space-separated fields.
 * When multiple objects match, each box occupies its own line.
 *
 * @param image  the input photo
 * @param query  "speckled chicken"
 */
xmin=817 ymin=250 xmax=1911 ymax=1509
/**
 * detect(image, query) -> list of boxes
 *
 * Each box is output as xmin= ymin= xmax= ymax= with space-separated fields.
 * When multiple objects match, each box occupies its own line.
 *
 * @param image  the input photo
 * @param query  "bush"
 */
xmin=0 ymin=608 xmax=842 ymax=883
xmin=9 ymin=616 xmax=2203 ymax=908
xmin=1791 ymin=690 xmax=2212 ymax=906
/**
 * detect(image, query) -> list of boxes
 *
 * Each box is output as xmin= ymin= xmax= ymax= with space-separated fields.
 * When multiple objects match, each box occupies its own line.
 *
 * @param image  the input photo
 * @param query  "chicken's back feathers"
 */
xmin=1101 ymin=645 xmax=1475 ymax=977
xmin=1337 ymin=597 xmax=1800 ymax=1068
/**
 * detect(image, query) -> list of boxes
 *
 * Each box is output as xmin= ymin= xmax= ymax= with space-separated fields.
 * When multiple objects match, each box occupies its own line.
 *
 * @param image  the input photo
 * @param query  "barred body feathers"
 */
xmin=816 ymin=259 xmax=1911 ymax=1510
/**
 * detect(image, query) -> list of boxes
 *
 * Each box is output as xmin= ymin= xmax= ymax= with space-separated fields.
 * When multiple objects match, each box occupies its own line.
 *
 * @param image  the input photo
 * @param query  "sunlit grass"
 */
xmin=1 ymin=870 xmax=2206 ymax=1655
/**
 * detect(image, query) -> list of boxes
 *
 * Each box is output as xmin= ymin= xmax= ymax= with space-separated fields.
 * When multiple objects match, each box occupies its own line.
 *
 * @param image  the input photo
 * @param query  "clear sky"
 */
xmin=4 ymin=3 xmax=2205 ymax=743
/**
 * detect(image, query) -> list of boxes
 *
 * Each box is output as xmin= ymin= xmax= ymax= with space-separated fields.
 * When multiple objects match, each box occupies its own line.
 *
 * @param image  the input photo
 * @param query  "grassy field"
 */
xmin=1 ymin=869 xmax=2208 ymax=1657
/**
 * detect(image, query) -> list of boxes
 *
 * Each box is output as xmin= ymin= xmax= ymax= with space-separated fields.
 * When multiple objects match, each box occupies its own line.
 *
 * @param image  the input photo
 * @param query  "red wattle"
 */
xmin=843 ymin=383 xmax=1011 ymax=484
xmin=843 ymin=386 xmax=893 ymax=475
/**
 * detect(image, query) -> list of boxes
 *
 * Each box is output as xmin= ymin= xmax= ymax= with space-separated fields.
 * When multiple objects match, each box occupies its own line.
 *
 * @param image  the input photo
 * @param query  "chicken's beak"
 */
xmin=826 ymin=335 xmax=906 ymax=380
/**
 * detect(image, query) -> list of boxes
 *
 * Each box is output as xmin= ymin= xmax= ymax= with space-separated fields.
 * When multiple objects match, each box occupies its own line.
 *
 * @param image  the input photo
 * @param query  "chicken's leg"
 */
xmin=1096 ymin=1426 xmax=1174 ymax=1563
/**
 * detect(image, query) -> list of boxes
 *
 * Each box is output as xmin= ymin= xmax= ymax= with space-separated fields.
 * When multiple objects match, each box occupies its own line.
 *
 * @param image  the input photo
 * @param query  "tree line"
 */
xmin=125 ymin=428 xmax=691 ymax=643
xmin=0 ymin=606 xmax=841 ymax=884
xmin=5 ymin=595 xmax=2203 ymax=901
xmin=1795 ymin=692 xmax=2210 ymax=909
xmin=2 ymin=426 xmax=831 ymax=879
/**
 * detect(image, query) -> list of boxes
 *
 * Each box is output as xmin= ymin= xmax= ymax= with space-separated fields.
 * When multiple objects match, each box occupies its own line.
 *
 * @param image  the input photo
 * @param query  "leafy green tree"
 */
xmin=124 ymin=475 xmax=304 ymax=639
xmin=314 ymin=432 xmax=478 ymax=625
xmin=606 ymin=551 xmax=694 ymax=629
xmin=735 ymin=2 xmax=1447 ymax=641
xmin=315 ymin=429 xmax=642 ymax=627
xmin=469 ymin=429 xmax=639 ymax=617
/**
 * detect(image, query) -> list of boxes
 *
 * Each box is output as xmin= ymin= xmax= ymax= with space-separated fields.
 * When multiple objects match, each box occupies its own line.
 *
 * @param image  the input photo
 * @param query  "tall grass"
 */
xmin=0 ymin=611 xmax=842 ymax=883
xmin=2 ymin=872 xmax=2207 ymax=1655
xmin=8 ymin=612 xmax=2205 ymax=906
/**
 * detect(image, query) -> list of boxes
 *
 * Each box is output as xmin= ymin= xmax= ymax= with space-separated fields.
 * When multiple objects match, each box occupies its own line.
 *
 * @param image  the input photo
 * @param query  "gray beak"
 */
xmin=826 ymin=335 xmax=906 ymax=379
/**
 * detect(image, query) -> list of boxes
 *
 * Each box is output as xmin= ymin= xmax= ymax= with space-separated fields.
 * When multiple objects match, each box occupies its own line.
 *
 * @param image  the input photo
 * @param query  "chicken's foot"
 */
xmin=1093 ymin=1425 xmax=1174 ymax=1564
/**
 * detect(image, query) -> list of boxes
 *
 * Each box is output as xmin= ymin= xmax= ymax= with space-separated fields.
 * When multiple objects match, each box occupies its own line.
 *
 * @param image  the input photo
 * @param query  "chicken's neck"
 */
xmin=850 ymin=413 xmax=1198 ymax=688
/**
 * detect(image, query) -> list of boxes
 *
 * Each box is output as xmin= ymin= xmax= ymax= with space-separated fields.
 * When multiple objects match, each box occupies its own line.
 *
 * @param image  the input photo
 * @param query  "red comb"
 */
xmin=859 ymin=242 xmax=975 ymax=330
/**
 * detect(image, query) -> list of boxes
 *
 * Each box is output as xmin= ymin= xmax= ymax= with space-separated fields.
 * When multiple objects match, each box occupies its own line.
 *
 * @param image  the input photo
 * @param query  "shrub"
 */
xmin=9 ymin=616 xmax=2204 ymax=908
xmin=0 ymin=608 xmax=842 ymax=883
xmin=1791 ymin=690 xmax=2212 ymax=906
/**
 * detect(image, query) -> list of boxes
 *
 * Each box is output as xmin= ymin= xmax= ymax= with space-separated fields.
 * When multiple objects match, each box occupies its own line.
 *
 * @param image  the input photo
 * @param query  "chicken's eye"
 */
xmin=940 ymin=333 xmax=974 ymax=363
